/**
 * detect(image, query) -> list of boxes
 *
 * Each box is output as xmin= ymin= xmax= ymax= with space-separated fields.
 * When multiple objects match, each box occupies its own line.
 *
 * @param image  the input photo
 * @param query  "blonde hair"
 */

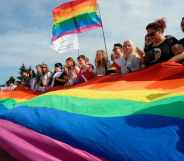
xmin=123 ymin=40 xmax=136 ymax=54
xmin=123 ymin=40 xmax=143 ymax=58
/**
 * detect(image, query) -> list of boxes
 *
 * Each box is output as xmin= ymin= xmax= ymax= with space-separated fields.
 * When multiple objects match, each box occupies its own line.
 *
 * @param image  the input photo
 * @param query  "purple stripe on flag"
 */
xmin=52 ymin=24 xmax=102 ymax=42
xmin=0 ymin=119 xmax=107 ymax=161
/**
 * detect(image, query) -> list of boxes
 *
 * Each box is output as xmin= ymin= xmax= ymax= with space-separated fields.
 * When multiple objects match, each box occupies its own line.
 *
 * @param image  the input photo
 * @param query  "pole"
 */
xmin=77 ymin=48 xmax=80 ymax=57
xmin=97 ymin=3 xmax=108 ymax=55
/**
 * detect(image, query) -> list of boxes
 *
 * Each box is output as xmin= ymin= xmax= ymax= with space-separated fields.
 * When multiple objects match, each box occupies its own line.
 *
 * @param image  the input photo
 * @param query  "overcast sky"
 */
xmin=0 ymin=0 xmax=183 ymax=84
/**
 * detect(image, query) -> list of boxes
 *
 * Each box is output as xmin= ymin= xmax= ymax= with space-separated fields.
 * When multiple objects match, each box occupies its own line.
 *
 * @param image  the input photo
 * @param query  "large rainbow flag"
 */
xmin=0 ymin=62 xmax=184 ymax=161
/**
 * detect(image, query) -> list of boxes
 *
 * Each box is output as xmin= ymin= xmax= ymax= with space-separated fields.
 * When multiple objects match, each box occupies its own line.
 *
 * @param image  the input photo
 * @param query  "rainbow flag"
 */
xmin=51 ymin=0 xmax=102 ymax=53
xmin=0 ymin=62 xmax=184 ymax=161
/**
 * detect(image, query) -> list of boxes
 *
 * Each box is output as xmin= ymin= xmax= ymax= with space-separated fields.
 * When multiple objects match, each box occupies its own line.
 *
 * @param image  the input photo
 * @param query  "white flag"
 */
xmin=51 ymin=34 xmax=79 ymax=53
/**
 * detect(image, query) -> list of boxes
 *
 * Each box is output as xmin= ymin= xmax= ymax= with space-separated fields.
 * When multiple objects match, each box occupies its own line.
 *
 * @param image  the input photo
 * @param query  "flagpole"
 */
xmin=77 ymin=48 xmax=80 ymax=57
xmin=77 ymin=35 xmax=80 ymax=57
xmin=97 ymin=3 xmax=108 ymax=55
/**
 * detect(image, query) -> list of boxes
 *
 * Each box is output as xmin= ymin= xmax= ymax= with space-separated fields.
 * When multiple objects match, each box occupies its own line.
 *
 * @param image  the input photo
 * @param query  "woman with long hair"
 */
xmin=95 ymin=50 xmax=109 ymax=76
xmin=121 ymin=40 xmax=141 ymax=74
xmin=64 ymin=57 xmax=80 ymax=86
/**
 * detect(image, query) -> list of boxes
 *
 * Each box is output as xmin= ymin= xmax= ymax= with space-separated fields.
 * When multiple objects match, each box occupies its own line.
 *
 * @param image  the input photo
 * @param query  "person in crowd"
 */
xmin=144 ymin=34 xmax=153 ymax=53
xmin=136 ymin=47 xmax=145 ymax=67
xmin=169 ymin=43 xmax=184 ymax=63
xmin=95 ymin=50 xmax=109 ymax=76
xmin=106 ymin=53 xmax=119 ymax=74
xmin=0 ymin=77 xmax=17 ymax=91
xmin=180 ymin=17 xmax=184 ymax=46
xmin=21 ymin=70 xmax=32 ymax=87
xmin=77 ymin=55 xmax=95 ymax=83
xmin=111 ymin=43 xmax=124 ymax=73
xmin=6 ymin=77 xmax=16 ymax=86
xmin=30 ymin=64 xmax=43 ymax=91
xmin=64 ymin=57 xmax=80 ymax=86
xmin=28 ymin=67 xmax=36 ymax=78
xmin=121 ymin=40 xmax=141 ymax=74
xmin=144 ymin=18 xmax=178 ymax=66
xmin=40 ymin=64 xmax=52 ymax=91
xmin=50 ymin=63 xmax=66 ymax=87
xmin=85 ymin=56 xmax=95 ymax=74
xmin=5 ymin=17 xmax=184 ymax=92
xmin=144 ymin=33 xmax=158 ymax=66
xmin=27 ymin=67 xmax=36 ymax=90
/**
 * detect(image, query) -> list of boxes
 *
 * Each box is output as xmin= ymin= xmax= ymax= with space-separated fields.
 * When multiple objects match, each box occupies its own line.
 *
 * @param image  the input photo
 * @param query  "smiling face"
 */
xmin=148 ymin=31 xmax=164 ymax=45
xmin=123 ymin=41 xmax=134 ymax=56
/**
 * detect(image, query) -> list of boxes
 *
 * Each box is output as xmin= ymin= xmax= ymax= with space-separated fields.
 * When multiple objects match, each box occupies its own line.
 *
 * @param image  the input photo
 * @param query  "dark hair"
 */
xmin=55 ymin=63 xmax=62 ymax=69
xmin=146 ymin=18 xmax=166 ymax=33
xmin=77 ymin=54 xmax=86 ymax=61
xmin=113 ymin=43 xmax=123 ymax=49
xmin=111 ymin=54 xmax=115 ymax=61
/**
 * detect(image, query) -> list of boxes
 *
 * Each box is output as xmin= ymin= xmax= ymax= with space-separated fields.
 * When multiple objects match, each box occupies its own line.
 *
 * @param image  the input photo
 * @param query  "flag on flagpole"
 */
xmin=51 ymin=0 xmax=102 ymax=53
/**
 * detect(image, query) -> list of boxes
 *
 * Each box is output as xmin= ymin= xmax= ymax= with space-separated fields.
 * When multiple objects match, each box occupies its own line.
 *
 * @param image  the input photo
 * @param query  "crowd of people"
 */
xmin=1 ymin=17 xmax=184 ymax=92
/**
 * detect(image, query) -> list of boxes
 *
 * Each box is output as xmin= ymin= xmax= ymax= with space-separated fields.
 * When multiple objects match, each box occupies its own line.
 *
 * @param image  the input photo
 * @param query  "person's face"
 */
xmin=113 ymin=48 xmax=122 ymax=56
xmin=181 ymin=18 xmax=184 ymax=32
xmin=145 ymin=35 xmax=153 ymax=45
xmin=42 ymin=67 xmax=48 ymax=73
xmin=114 ymin=52 xmax=121 ymax=59
xmin=149 ymin=31 xmax=162 ymax=44
xmin=66 ymin=60 xmax=74 ymax=67
xmin=96 ymin=52 xmax=103 ymax=60
xmin=123 ymin=41 xmax=133 ymax=55
xmin=78 ymin=58 xmax=86 ymax=66
xmin=155 ymin=32 xmax=162 ymax=42
xmin=55 ymin=67 xmax=62 ymax=72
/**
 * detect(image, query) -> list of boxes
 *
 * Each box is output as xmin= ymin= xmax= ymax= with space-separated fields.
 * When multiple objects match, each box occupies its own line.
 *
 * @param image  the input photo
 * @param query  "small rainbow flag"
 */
xmin=51 ymin=0 xmax=102 ymax=53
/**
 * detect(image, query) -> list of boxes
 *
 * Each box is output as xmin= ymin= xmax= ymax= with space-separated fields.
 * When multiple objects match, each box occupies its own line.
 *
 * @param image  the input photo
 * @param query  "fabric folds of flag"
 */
xmin=1 ymin=62 xmax=184 ymax=161
xmin=51 ymin=0 xmax=102 ymax=53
